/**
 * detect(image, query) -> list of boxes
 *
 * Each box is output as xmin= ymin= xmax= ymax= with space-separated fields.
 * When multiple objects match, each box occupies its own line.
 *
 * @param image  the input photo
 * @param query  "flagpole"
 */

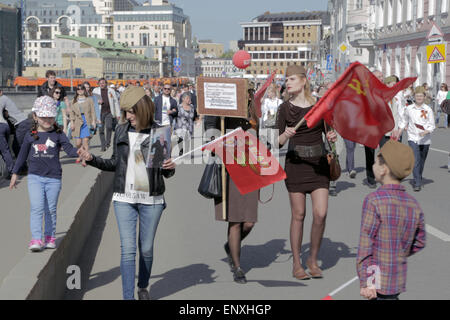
xmin=221 ymin=117 xmax=227 ymax=220
xmin=294 ymin=117 xmax=306 ymax=131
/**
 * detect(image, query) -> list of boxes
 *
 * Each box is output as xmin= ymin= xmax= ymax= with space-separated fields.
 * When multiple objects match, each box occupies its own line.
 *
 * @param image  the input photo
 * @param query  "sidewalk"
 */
xmin=0 ymin=135 xmax=106 ymax=287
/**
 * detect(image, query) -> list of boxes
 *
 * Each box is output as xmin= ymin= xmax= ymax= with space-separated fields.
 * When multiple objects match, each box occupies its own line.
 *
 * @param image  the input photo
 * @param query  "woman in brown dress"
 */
xmin=278 ymin=65 xmax=337 ymax=280
xmin=210 ymin=88 xmax=260 ymax=284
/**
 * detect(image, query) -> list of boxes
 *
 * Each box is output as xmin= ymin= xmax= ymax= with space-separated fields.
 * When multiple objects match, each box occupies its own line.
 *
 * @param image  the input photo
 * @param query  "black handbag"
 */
xmin=198 ymin=157 xmax=222 ymax=199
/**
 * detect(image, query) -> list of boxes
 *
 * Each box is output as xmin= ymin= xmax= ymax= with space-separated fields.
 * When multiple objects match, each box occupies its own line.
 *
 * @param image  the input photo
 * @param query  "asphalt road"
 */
xmin=64 ymin=127 xmax=450 ymax=300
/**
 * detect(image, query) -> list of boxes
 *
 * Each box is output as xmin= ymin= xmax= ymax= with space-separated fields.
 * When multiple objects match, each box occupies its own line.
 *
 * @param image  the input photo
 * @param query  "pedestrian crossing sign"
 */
xmin=427 ymin=44 xmax=446 ymax=64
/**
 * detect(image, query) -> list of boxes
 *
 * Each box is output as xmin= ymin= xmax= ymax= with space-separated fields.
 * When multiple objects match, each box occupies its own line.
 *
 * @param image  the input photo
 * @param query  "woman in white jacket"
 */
xmin=435 ymin=83 xmax=448 ymax=127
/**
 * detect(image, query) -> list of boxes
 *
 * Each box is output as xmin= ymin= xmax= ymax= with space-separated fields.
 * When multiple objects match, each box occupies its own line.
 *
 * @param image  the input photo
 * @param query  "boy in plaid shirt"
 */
xmin=357 ymin=140 xmax=426 ymax=300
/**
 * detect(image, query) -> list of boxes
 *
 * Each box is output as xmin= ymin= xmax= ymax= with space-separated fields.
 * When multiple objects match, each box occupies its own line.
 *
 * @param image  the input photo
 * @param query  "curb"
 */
xmin=0 ymin=150 xmax=114 ymax=300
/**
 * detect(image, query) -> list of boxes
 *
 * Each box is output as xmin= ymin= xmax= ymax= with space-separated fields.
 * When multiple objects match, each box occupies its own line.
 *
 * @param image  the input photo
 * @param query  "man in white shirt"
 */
xmin=393 ymin=86 xmax=435 ymax=192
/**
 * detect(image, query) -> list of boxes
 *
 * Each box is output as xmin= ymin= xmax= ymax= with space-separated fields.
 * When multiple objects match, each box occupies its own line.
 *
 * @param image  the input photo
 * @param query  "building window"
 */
xmin=406 ymin=0 xmax=413 ymax=20
xmin=442 ymin=0 xmax=448 ymax=12
xmin=356 ymin=0 xmax=363 ymax=9
xmin=388 ymin=0 xmax=393 ymax=25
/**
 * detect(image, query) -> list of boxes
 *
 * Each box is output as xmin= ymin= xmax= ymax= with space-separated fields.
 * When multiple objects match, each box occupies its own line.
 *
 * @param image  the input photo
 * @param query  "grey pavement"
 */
xmin=63 ymin=128 xmax=450 ymax=300
xmin=0 ymin=134 xmax=106 ymax=287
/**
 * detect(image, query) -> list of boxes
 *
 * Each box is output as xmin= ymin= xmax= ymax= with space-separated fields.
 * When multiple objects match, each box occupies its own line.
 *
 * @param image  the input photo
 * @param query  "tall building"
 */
xmin=239 ymin=11 xmax=330 ymax=78
xmin=0 ymin=3 xmax=22 ymax=86
xmin=112 ymin=0 xmax=195 ymax=77
xmin=328 ymin=0 xmax=377 ymax=79
xmin=373 ymin=0 xmax=449 ymax=88
xmin=22 ymin=0 xmax=115 ymax=68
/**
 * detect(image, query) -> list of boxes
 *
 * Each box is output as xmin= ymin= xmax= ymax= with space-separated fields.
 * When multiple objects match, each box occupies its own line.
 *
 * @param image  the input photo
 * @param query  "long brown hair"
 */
xmin=72 ymin=85 xmax=88 ymax=105
xmin=120 ymin=95 xmax=155 ymax=132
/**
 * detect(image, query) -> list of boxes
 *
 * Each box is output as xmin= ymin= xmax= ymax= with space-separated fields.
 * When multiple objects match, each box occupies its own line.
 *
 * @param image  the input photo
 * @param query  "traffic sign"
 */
xmin=173 ymin=58 xmax=181 ymax=67
xmin=338 ymin=42 xmax=349 ymax=54
xmin=326 ymin=54 xmax=333 ymax=71
xmin=174 ymin=66 xmax=181 ymax=73
xmin=427 ymin=44 xmax=446 ymax=64
xmin=427 ymin=22 xmax=444 ymax=40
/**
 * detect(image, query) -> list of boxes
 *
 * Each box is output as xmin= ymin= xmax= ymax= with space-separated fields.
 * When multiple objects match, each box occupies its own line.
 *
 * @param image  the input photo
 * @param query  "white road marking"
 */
xmin=430 ymin=148 xmax=449 ymax=154
xmin=426 ymin=224 xmax=450 ymax=242
xmin=328 ymin=276 xmax=359 ymax=297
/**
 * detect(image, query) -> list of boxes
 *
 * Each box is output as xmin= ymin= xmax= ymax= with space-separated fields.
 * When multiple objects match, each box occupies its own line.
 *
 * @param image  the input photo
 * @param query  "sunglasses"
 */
xmin=55 ymin=91 xmax=61 ymax=94
xmin=163 ymin=87 xmax=171 ymax=90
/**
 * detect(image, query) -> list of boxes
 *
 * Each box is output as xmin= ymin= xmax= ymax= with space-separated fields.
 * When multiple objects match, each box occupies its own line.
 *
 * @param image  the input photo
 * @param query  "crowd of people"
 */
xmin=0 ymin=64 xmax=447 ymax=301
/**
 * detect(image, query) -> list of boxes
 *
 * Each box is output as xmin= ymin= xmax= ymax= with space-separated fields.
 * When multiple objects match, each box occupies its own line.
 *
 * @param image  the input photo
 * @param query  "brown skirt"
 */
xmin=284 ymin=153 xmax=330 ymax=194
xmin=214 ymin=174 xmax=258 ymax=223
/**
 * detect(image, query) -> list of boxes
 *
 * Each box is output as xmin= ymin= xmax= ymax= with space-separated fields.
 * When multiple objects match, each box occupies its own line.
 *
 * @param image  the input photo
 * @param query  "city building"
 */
xmin=0 ymin=3 xmax=22 ymax=86
xmin=328 ymin=0 xmax=377 ymax=79
xmin=111 ymin=0 xmax=195 ymax=77
xmin=238 ymin=11 xmax=330 ymax=78
xmin=196 ymin=40 xmax=225 ymax=58
xmin=22 ymin=0 xmax=115 ymax=67
xmin=23 ymin=35 xmax=157 ymax=80
xmin=196 ymin=58 xmax=243 ymax=78
xmin=373 ymin=0 xmax=449 ymax=89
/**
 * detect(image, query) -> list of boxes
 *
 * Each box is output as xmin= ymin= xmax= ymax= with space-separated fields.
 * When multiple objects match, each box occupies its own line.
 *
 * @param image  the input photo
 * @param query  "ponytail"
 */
xmin=30 ymin=118 xmax=39 ymax=141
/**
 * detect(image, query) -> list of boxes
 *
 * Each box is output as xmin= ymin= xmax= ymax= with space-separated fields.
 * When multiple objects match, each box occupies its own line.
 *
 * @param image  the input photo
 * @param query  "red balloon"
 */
xmin=233 ymin=50 xmax=251 ymax=69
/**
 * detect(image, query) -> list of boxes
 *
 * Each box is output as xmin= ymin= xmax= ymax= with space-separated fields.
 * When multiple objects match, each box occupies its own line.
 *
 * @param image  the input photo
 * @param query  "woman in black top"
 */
xmin=278 ymin=65 xmax=336 ymax=280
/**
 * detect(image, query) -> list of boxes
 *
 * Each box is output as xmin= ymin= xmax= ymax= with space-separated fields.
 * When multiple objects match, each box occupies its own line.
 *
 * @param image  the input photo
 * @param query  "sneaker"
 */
xmin=413 ymin=185 xmax=421 ymax=192
xmin=349 ymin=170 xmax=357 ymax=179
xmin=137 ymin=288 xmax=150 ymax=300
xmin=28 ymin=239 xmax=43 ymax=252
xmin=232 ymin=267 xmax=247 ymax=284
xmin=44 ymin=236 xmax=56 ymax=249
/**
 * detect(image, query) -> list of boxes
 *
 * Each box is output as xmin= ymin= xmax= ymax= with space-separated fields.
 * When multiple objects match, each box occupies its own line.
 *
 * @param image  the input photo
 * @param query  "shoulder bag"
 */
xmin=324 ymin=124 xmax=341 ymax=181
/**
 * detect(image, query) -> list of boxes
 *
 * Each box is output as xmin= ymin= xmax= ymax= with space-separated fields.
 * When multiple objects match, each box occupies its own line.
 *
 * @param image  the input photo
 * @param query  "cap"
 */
xmin=384 ymin=76 xmax=397 ymax=84
xmin=119 ymin=86 xmax=146 ymax=111
xmin=414 ymin=86 xmax=426 ymax=94
xmin=32 ymin=96 xmax=57 ymax=117
xmin=286 ymin=65 xmax=307 ymax=77
xmin=379 ymin=140 xmax=415 ymax=180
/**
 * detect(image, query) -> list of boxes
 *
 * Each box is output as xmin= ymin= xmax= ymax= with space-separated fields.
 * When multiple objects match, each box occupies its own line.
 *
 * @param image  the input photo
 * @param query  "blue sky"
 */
xmin=139 ymin=0 xmax=329 ymax=49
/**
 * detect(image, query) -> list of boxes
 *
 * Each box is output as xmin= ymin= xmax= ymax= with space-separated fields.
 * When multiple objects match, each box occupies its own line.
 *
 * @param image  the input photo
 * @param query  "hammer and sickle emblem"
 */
xmin=348 ymin=79 xmax=367 ymax=96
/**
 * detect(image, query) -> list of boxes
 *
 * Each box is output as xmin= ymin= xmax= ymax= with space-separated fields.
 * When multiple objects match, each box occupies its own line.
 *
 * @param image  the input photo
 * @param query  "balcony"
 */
xmin=348 ymin=25 xmax=376 ymax=48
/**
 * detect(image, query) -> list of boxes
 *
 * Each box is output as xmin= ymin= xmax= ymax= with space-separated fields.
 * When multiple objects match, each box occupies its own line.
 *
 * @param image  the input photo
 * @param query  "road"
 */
xmin=64 ymin=127 xmax=450 ymax=300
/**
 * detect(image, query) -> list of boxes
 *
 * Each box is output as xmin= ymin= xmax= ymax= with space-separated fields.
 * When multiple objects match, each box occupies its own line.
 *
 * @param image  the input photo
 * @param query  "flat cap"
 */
xmin=119 ymin=86 xmax=146 ymax=111
xmin=379 ymin=140 xmax=415 ymax=180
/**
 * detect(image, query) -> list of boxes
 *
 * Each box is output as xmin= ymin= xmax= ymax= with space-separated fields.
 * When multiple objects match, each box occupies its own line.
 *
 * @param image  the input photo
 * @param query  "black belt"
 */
xmin=292 ymin=144 xmax=325 ymax=158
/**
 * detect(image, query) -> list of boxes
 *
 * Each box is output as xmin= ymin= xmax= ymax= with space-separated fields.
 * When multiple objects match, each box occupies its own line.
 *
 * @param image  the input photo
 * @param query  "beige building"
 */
xmin=196 ymin=41 xmax=224 ymax=58
xmin=23 ymin=35 xmax=157 ymax=79
xmin=239 ymin=11 xmax=330 ymax=77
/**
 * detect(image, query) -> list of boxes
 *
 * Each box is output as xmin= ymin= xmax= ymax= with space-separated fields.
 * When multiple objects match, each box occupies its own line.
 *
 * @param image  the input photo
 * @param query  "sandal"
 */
xmin=292 ymin=268 xmax=311 ymax=280
xmin=306 ymin=261 xmax=323 ymax=278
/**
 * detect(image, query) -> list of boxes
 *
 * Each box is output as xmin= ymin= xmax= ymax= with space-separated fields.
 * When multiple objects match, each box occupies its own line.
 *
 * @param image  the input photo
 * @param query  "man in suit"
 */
xmin=154 ymin=84 xmax=178 ymax=126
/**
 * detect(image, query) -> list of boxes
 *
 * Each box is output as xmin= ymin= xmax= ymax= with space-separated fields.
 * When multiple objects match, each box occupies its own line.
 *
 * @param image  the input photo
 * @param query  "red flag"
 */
xmin=202 ymin=129 xmax=286 ymax=195
xmin=304 ymin=62 xmax=416 ymax=149
xmin=254 ymin=71 xmax=277 ymax=118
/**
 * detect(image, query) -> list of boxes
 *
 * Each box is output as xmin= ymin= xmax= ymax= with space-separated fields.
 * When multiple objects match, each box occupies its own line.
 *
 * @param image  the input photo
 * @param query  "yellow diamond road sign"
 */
xmin=427 ymin=44 xmax=446 ymax=64
xmin=339 ymin=43 xmax=348 ymax=53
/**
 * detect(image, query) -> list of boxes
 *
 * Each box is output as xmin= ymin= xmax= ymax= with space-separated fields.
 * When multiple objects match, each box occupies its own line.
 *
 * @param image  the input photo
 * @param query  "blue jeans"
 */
xmin=27 ymin=174 xmax=62 ymax=240
xmin=436 ymin=109 xmax=448 ymax=127
xmin=113 ymin=201 xmax=165 ymax=300
xmin=408 ymin=141 xmax=430 ymax=187
xmin=344 ymin=139 xmax=355 ymax=173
